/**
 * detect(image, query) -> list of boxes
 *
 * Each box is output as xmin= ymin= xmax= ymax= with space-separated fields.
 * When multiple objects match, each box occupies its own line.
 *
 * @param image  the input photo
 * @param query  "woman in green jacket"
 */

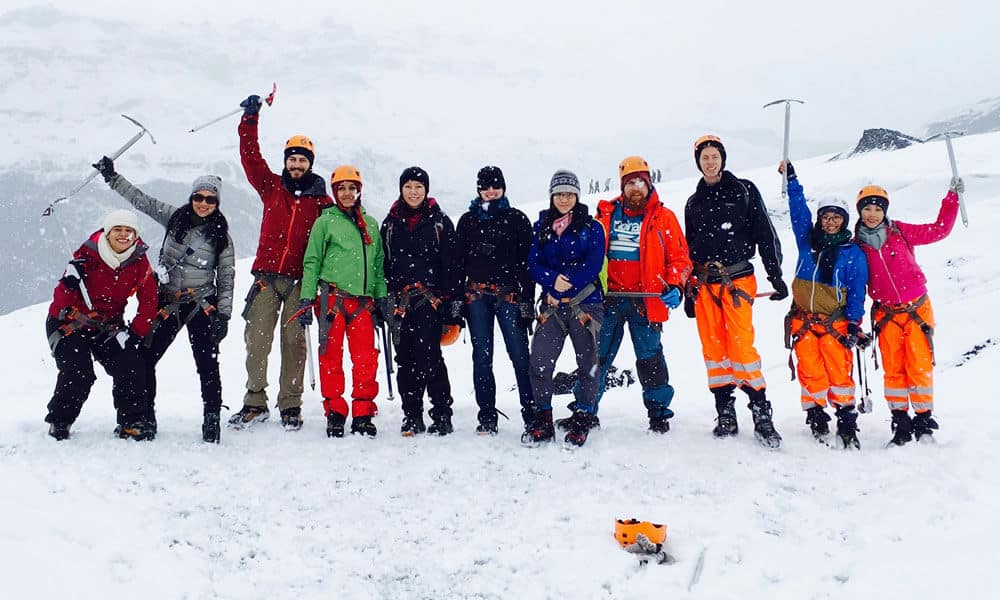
xmin=299 ymin=165 xmax=388 ymax=438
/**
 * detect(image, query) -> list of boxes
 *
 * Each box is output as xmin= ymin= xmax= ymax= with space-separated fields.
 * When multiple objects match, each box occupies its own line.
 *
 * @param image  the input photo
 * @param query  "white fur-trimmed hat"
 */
xmin=102 ymin=209 xmax=140 ymax=237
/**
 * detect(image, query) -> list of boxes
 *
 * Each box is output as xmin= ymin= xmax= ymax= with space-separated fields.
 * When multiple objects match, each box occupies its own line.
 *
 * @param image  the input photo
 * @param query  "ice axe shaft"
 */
xmin=189 ymin=82 xmax=277 ymax=133
xmin=304 ymin=322 xmax=316 ymax=391
xmin=43 ymin=115 xmax=156 ymax=216
xmin=925 ymin=131 xmax=967 ymax=227
xmin=763 ymin=98 xmax=804 ymax=198
xmin=378 ymin=322 xmax=396 ymax=401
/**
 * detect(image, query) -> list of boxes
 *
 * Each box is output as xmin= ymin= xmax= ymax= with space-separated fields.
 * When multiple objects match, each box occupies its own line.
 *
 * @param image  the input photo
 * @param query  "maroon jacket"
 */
xmin=48 ymin=231 xmax=158 ymax=337
xmin=239 ymin=116 xmax=330 ymax=278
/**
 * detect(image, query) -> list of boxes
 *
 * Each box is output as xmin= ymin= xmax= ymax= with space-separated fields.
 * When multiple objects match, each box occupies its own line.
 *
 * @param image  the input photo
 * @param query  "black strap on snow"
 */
xmin=688 ymin=260 xmax=754 ymax=309
xmin=870 ymin=294 xmax=935 ymax=366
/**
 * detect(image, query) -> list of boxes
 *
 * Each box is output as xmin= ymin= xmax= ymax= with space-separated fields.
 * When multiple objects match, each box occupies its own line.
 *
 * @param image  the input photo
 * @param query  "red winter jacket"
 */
xmin=596 ymin=190 xmax=693 ymax=323
xmin=239 ymin=116 xmax=330 ymax=278
xmin=48 ymin=231 xmax=158 ymax=337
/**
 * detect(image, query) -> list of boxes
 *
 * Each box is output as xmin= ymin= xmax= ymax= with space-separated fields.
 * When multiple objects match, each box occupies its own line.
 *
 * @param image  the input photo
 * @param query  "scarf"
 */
xmin=97 ymin=233 xmax=136 ymax=269
xmin=552 ymin=213 xmax=572 ymax=238
xmin=856 ymin=222 xmax=888 ymax=251
xmin=468 ymin=195 xmax=510 ymax=221
xmin=809 ymin=227 xmax=852 ymax=284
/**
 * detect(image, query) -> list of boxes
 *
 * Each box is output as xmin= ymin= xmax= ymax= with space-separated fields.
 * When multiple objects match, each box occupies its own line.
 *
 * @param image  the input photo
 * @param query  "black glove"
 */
xmin=768 ymin=277 xmax=789 ymax=301
xmin=783 ymin=161 xmax=797 ymax=181
xmin=92 ymin=156 xmax=117 ymax=184
xmin=209 ymin=314 xmax=230 ymax=345
xmin=683 ymin=295 xmax=696 ymax=319
xmin=296 ymin=299 xmax=314 ymax=328
xmin=240 ymin=94 xmax=262 ymax=117
xmin=516 ymin=301 xmax=536 ymax=331
xmin=443 ymin=300 xmax=464 ymax=327
xmin=59 ymin=258 xmax=86 ymax=290
xmin=842 ymin=322 xmax=861 ymax=349
xmin=374 ymin=297 xmax=393 ymax=327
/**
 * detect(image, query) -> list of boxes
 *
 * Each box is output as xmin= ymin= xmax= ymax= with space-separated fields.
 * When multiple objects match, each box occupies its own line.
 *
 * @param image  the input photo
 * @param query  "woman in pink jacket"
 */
xmin=853 ymin=177 xmax=962 ymax=445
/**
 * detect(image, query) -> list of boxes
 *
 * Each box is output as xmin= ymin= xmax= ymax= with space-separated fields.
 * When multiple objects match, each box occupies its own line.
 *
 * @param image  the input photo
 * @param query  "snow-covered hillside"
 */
xmin=2 ymin=130 xmax=998 ymax=598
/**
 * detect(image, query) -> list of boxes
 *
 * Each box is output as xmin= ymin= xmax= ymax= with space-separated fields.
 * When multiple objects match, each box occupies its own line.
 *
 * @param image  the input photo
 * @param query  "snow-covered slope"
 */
xmin=2 ymin=128 xmax=999 ymax=598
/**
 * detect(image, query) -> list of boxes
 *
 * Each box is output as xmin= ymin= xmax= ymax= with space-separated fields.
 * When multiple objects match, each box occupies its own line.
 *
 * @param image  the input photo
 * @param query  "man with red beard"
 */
xmin=230 ymin=94 xmax=330 ymax=431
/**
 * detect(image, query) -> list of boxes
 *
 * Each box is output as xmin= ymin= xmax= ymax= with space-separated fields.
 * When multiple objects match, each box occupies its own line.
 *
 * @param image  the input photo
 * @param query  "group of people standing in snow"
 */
xmin=42 ymin=94 xmax=962 ymax=450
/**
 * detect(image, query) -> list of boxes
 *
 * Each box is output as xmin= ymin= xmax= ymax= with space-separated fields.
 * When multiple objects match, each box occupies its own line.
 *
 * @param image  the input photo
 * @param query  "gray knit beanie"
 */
xmin=190 ymin=175 xmax=222 ymax=202
xmin=549 ymin=169 xmax=581 ymax=198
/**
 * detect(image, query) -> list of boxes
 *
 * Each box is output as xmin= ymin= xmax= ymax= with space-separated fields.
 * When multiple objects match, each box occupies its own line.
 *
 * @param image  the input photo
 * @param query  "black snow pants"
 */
xmin=395 ymin=301 xmax=453 ymax=419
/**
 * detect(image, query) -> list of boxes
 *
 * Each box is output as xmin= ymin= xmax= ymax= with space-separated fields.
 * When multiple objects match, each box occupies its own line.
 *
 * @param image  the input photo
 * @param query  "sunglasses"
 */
xmin=191 ymin=193 xmax=219 ymax=205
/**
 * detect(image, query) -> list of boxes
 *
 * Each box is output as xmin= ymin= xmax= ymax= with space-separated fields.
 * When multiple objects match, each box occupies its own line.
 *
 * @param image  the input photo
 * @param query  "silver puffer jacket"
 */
xmin=110 ymin=175 xmax=236 ymax=318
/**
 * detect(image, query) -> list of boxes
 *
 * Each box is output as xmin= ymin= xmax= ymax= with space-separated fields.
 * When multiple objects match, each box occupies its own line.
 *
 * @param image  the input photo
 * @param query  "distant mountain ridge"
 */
xmin=926 ymin=96 xmax=1000 ymax=137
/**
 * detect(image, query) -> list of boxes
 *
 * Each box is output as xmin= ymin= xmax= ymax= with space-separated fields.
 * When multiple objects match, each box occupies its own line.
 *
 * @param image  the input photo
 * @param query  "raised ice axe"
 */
xmin=43 ymin=114 xmax=156 ymax=216
xmin=189 ymin=82 xmax=277 ymax=133
xmin=763 ymin=98 xmax=805 ymax=198
xmin=924 ymin=130 xmax=968 ymax=228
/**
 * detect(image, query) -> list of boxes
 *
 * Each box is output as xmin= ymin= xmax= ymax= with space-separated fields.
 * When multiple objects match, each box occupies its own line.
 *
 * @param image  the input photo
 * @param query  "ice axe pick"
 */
xmin=763 ymin=98 xmax=805 ymax=198
xmin=924 ymin=130 xmax=968 ymax=227
xmin=42 ymin=114 xmax=156 ymax=216
xmin=189 ymin=82 xmax=277 ymax=133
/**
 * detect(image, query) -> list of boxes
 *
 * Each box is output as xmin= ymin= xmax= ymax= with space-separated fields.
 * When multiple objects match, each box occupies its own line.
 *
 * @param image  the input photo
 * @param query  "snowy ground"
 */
xmin=3 ymin=137 xmax=1000 ymax=598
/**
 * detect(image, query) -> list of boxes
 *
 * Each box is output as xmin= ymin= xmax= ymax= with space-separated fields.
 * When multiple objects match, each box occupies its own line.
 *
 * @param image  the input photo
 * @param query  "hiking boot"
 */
xmin=48 ymin=422 xmax=71 ymax=441
xmin=327 ymin=413 xmax=346 ymax=438
xmin=280 ymin=407 xmax=303 ymax=431
xmin=835 ymin=405 xmax=860 ymax=450
xmin=202 ymin=412 xmax=221 ymax=443
xmin=565 ymin=411 xmax=595 ymax=446
xmin=476 ymin=420 xmax=499 ymax=435
xmin=552 ymin=371 xmax=577 ymax=395
xmin=400 ymin=413 xmax=426 ymax=437
xmin=649 ymin=415 xmax=671 ymax=434
xmin=351 ymin=416 xmax=377 ymax=437
xmin=889 ymin=410 xmax=912 ymax=446
xmin=228 ymin=405 xmax=269 ymax=429
xmin=521 ymin=409 xmax=554 ymax=445
xmin=427 ymin=413 xmax=454 ymax=436
xmin=116 ymin=421 xmax=155 ymax=441
xmin=912 ymin=410 xmax=939 ymax=442
xmin=712 ymin=390 xmax=738 ymax=438
xmin=556 ymin=412 xmax=600 ymax=431
xmin=806 ymin=406 xmax=831 ymax=441
xmin=749 ymin=397 xmax=782 ymax=449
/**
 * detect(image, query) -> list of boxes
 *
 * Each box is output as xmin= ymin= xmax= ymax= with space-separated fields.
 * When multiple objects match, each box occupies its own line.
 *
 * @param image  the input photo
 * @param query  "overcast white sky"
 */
xmin=7 ymin=0 xmax=994 ymax=144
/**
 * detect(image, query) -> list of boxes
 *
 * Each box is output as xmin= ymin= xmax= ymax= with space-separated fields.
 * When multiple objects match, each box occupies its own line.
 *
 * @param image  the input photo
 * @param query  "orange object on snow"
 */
xmin=440 ymin=324 xmax=461 ymax=346
xmin=614 ymin=519 xmax=667 ymax=547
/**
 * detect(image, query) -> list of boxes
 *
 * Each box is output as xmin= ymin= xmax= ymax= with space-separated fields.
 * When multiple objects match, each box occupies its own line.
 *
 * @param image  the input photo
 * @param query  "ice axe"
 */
xmin=42 ymin=114 xmax=156 ymax=216
xmin=304 ymin=322 xmax=317 ymax=391
xmin=923 ymin=130 xmax=968 ymax=227
xmin=763 ymin=98 xmax=805 ymax=198
xmin=189 ymin=82 xmax=277 ymax=133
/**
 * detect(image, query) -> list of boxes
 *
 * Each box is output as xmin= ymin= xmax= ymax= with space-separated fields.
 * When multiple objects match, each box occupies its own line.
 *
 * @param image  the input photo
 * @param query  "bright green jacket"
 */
xmin=301 ymin=205 xmax=387 ymax=301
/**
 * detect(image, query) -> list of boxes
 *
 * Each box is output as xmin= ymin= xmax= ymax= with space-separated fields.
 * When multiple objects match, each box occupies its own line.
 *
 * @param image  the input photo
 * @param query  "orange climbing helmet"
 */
xmin=856 ymin=184 xmax=890 ymax=213
xmin=441 ymin=324 xmax=461 ymax=346
xmin=331 ymin=165 xmax=362 ymax=190
xmin=619 ymin=155 xmax=650 ymax=180
xmin=284 ymin=134 xmax=315 ymax=165
xmin=694 ymin=134 xmax=726 ymax=172
xmin=614 ymin=518 xmax=668 ymax=547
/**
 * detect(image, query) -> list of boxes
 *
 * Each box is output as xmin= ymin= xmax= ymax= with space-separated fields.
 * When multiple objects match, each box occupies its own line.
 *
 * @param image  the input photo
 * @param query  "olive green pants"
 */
xmin=242 ymin=276 xmax=306 ymax=411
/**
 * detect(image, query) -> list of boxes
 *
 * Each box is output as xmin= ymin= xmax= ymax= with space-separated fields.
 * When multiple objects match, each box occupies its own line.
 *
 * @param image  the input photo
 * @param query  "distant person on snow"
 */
xmin=44 ymin=210 xmax=158 ymax=441
xmin=561 ymin=156 xmax=691 ymax=442
xmin=381 ymin=167 xmax=464 ymax=437
xmin=523 ymin=170 xmax=605 ymax=446
xmin=684 ymin=135 xmax=787 ymax=448
xmin=456 ymin=166 xmax=535 ymax=435
xmin=853 ymin=177 xmax=962 ymax=445
xmin=780 ymin=162 xmax=869 ymax=449
xmin=604 ymin=178 xmax=611 ymax=193
xmin=92 ymin=157 xmax=235 ymax=443
xmin=231 ymin=94 xmax=330 ymax=432
xmin=298 ymin=166 xmax=388 ymax=438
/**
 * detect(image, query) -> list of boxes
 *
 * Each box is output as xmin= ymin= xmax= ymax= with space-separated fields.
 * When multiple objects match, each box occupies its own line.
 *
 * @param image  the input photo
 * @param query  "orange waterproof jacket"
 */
xmin=596 ymin=189 xmax=692 ymax=323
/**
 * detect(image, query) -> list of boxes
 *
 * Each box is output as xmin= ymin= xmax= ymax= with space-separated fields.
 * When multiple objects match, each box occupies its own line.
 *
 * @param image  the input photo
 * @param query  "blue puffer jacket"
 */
xmin=788 ymin=178 xmax=868 ymax=322
xmin=528 ymin=207 xmax=605 ymax=304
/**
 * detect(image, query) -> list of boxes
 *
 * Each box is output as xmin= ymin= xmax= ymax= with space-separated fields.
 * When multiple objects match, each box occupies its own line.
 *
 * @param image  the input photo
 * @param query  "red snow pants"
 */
xmin=318 ymin=297 xmax=379 ymax=418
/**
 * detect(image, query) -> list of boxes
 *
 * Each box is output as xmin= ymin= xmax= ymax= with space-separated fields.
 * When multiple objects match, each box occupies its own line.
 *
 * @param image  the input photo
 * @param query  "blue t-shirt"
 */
xmin=607 ymin=203 xmax=642 ymax=261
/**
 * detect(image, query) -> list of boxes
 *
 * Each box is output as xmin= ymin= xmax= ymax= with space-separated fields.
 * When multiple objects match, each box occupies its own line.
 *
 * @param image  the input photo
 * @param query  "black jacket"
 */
xmin=684 ymin=170 xmax=783 ymax=281
xmin=380 ymin=198 xmax=463 ymax=299
xmin=455 ymin=198 xmax=535 ymax=303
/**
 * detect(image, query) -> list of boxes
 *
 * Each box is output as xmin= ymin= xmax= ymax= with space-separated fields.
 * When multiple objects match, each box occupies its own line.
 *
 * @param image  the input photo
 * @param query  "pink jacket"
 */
xmin=855 ymin=191 xmax=959 ymax=304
